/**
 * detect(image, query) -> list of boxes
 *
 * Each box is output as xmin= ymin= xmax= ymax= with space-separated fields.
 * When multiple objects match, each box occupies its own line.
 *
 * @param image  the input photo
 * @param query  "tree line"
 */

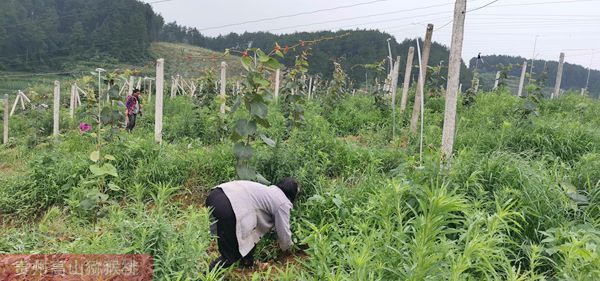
xmin=0 ymin=0 xmax=163 ymax=71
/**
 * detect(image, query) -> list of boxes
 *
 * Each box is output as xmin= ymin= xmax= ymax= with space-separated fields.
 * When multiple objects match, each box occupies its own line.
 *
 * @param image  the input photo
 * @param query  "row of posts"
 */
xmin=0 ymin=49 xmax=575 ymax=146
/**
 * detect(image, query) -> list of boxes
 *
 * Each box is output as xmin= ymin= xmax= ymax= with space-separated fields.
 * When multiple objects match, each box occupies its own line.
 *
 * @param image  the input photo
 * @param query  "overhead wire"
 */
xmin=196 ymin=0 xmax=390 ymax=31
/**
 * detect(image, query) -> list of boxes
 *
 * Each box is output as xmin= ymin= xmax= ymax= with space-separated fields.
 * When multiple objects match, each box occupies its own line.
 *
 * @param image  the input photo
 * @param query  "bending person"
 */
xmin=205 ymin=178 xmax=299 ymax=269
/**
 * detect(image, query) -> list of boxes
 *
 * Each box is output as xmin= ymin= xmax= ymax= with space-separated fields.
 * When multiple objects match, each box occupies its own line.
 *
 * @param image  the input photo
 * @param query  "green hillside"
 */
xmin=0 ymin=42 xmax=242 ymax=95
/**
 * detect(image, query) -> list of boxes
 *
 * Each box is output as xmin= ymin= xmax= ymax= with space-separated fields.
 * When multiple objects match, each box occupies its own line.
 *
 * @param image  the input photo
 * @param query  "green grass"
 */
xmin=2 ymin=75 xmax=600 ymax=280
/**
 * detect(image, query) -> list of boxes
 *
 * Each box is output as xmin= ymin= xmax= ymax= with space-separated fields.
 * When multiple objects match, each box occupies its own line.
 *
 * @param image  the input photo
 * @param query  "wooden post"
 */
xmin=391 ymin=56 xmax=401 ymax=138
xmin=441 ymin=0 xmax=466 ymax=159
xmin=53 ymin=80 xmax=60 ymax=137
xmin=517 ymin=61 xmax=527 ymax=97
xmin=3 ymin=94 xmax=8 ymax=144
xmin=155 ymin=59 xmax=164 ymax=144
xmin=410 ymin=24 xmax=434 ymax=133
xmin=553 ymin=52 xmax=565 ymax=99
xmin=400 ymin=47 xmax=415 ymax=113
xmin=220 ymin=62 xmax=227 ymax=115
xmin=493 ymin=71 xmax=501 ymax=90
xmin=274 ymin=69 xmax=281 ymax=102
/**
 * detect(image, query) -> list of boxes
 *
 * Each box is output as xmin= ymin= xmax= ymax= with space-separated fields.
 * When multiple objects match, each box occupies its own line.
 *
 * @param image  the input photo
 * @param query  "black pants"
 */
xmin=205 ymin=188 xmax=255 ymax=266
xmin=126 ymin=114 xmax=137 ymax=132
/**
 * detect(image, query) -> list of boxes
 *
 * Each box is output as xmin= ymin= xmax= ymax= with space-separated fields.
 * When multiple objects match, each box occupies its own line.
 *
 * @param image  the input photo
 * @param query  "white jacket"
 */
xmin=216 ymin=181 xmax=293 ymax=256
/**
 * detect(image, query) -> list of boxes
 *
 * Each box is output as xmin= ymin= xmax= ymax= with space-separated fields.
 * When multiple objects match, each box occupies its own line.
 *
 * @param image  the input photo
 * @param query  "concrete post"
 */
xmin=220 ymin=62 xmax=227 ymax=115
xmin=553 ymin=52 xmax=565 ymax=99
xmin=391 ymin=56 xmax=401 ymax=138
xmin=3 ymin=94 xmax=8 ymax=144
xmin=517 ymin=61 xmax=528 ymax=97
xmin=308 ymin=76 xmax=313 ymax=100
xmin=400 ymin=47 xmax=415 ymax=113
xmin=493 ymin=71 xmax=501 ymax=90
xmin=441 ymin=0 xmax=467 ymax=159
xmin=53 ymin=81 xmax=60 ymax=137
xmin=410 ymin=24 xmax=434 ymax=133
xmin=70 ymin=84 xmax=76 ymax=118
xmin=155 ymin=59 xmax=164 ymax=144
xmin=274 ymin=69 xmax=281 ymax=102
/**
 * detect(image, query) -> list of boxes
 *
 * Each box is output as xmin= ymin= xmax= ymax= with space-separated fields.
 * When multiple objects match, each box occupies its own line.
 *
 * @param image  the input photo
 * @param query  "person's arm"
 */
xmin=274 ymin=203 xmax=293 ymax=251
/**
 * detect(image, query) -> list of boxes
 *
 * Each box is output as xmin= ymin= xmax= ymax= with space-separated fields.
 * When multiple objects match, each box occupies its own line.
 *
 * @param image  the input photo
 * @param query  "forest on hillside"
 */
xmin=0 ymin=0 xmax=164 ymax=70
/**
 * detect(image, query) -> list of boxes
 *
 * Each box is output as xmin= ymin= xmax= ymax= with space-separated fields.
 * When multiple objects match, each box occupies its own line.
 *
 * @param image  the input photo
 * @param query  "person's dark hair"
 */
xmin=276 ymin=177 xmax=299 ymax=203
xmin=133 ymin=89 xmax=141 ymax=94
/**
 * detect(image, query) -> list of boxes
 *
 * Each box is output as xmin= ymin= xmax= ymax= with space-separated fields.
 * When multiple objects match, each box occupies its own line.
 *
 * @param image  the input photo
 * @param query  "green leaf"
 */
xmin=234 ymin=142 xmax=254 ymax=160
xmin=236 ymin=163 xmax=256 ymax=180
xmin=250 ymin=102 xmax=268 ymax=119
xmin=89 ymin=163 xmax=119 ymax=177
xmin=255 ymin=117 xmax=271 ymax=128
xmin=256 ymin=173 xmax=271 ymax=185
xmin=235 ymin=119 xmax=257 ymax=138
xmin=241 ymin=56 xmax=253 ymax=71
xmin=108 ymin=183 xmax=121 ymax=191
xmin=260 ymin=134 xmax=276 ymax=148
xmin=80 ymin=199 xmax=96 ymax=210
xmin=252 ymin=75 xmax=270 ymax=88
xmin=90 ymin=164 xmax=103 ymax=176
xmin=257 ymin=49 xmax=269 ymax=62
xmin=263 ymin=58 xmax=282 ymax=70
xmin=90 ymin=151 xmax=100 ymax=163
xmin=100 ymin=107 xmax=113 ymax=124
xmin=104 ymin=154 xmax=116 ymax=161
xmin=101 ymin=163 xmax=118 ymax=177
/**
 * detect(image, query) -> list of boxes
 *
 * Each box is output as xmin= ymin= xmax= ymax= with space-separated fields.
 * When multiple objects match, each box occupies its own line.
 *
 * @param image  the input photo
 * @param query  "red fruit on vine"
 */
xmin=284 ymin=45 xmax=289 ymax=52
xmin=242 ymin=51 xmax=249 ymax=57
xmin=300 ymin=40 xmax=305 ymax=47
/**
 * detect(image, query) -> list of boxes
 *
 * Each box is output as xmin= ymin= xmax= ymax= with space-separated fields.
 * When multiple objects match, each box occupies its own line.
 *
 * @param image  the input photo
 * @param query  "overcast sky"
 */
xmin=144 ymin=0 xmax=599 ymax=70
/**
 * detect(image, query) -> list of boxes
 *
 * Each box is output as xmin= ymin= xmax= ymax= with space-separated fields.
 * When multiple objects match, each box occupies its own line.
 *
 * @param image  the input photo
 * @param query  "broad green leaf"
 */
xmin=252 ymin=76 xmax=270 ymax=88
xmin=89 ymin=163 xmax=118 ymax=177
xmin=257 ymin=49 xmax=269 ymax=62
xmin=235 ymin=119 xmax=257 ymax=138
xmin=241 ymin=56 xmax=253 ymax=71
xmin=80 ymin=199 xmax=96 ymax=210
xmin=101 ymin=163 xmax=118 ymax=177
xmin=104 ymin=154 xmax=116 ymax=161
xmin=234 ymin=142 xmax=253 ymax=160
xmin=236 ymin=163 xmax=256 ymax=180
xmin=256 ymin=173 xmax=271 ymax=185
xmin=250 ymin=102 xmax=268 ymax=119
xmin=90 ymin=151 xmax=100 ymax=163
xmin=263 ymin=58 xmax=282 ymax=70
xmin=255 ymin=117 xmax=271 ymax=128
xmin=90 ymin=164 xmax=103 ymax=176
xmin=260 ymin=134 xmax=276 ymax=148
xmin=100 ymin=107 xmax=113 ymax=124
